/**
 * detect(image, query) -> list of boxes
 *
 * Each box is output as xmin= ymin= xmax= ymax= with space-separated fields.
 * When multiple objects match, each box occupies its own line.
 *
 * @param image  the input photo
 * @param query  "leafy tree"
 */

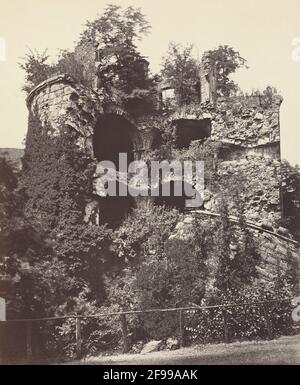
xmin=53 ymin=223 xmax=112 ymax=303
xmin=113 ymin=201 xmax=180 ymax=263
xmin=161 ymin=42 xmax=200 ymax=106
xmin=0 ymin=157 xmax=55 ymax=318
xmin=210 ymin=195 xmax=234 ymax=293
xmin=78 ymin=4 xmax=151 ymax=97
xmin=79 ymin=4 xmax=150 ymax=48
xmin=107 ymin=207 xmax=210 ymax=340
xmin=174 ymin=138 xmax=220 ymax=189
xmin=0 ymin=156 xmax=47 ymax=267
xmin=21 ymin=111 xmax=113 ymax=305
xmin=161 ymin=44 xmax=247 ymax=103
xmin=19 ymin=49 xmax=56 ymax=93
xmin=0 ymin=157 xmax=18 ymax=226
xmin=20 ymin=5 xmax=152 ymax=97
xmin=204 ymin=45 xmax=247 ymax=97
xmin=20 ymin=48 xmax=93 ymax=92
xmin=0 ymin=159 xmax=74 ymax=320
xmin=145 ymin=235 xmax=208 ymax=308
xmin=21 ymin=112 xmax=93 ymax=231
xmin=186 ymin=280 xmax=295 ymax=344
xmin=205 ymin=187 xmax=260 ymax=298
xmin=55 ymin=50 xmax=87 ymax=86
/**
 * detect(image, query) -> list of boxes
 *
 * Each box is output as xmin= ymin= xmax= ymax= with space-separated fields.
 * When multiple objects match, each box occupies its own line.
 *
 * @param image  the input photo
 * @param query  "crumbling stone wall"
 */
xmin=216 ymin=157 xmax=281 ymax=225
xmin=199 ymin=52 xmax=217 ymax=104
xmin=27 ymin=74 xmax=161 ymax=158
xmin=169 ymin=91 xmax=282 ymax=225
xmin=25 ymin=55 xmax=298 ymax=282
xmin=169 ymin=94 xmax=281 ymax=149
xmin=26 ymin=73 xmax=284 ymax=226
xmin=170 ymin=211 xmax=299 ymax=285
xmin=27 ymin=74 xmax=101 ymax=154
xmin=211 ymin=94 xmax=282 ymax=146
xmin=255 ymin=230 xmax=298 ymax=283
xmin=26 ymin=74 xmax=161 ymax=226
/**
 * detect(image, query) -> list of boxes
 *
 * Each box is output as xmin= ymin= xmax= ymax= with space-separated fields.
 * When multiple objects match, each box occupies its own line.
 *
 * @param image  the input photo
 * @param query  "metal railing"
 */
xmin=0 ymin=297 xmax=296 ymax=362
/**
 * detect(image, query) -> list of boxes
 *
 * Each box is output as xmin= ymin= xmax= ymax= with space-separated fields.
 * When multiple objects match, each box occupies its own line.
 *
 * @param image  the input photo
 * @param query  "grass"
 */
xmin=73 ymin=334 xmax=300 ymax=365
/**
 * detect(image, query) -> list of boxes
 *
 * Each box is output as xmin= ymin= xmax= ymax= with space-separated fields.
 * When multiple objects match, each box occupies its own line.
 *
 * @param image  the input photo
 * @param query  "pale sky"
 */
xmin=0 ymin=0 xmax=299 ymax=165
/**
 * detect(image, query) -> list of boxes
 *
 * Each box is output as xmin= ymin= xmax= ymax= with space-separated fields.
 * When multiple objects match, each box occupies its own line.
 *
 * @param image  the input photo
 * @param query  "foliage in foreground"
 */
xmin=4 ymin=3 xmax=298 ymax=360
xmin=1 ymin=147 xmax=297 ymax=358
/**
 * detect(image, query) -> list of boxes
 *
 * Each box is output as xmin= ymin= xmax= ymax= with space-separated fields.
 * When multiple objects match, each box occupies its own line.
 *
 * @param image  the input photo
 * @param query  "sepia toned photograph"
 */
xmin=0 ymin=0 xmax=300 ymax=368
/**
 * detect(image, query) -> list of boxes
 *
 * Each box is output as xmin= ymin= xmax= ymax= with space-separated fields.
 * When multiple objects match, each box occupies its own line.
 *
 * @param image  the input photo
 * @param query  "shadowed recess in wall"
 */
xmin=96 ymin=193 xmax=135 ymax=229
xmin=93 ymin=114 xmax=136 ymax=228
xmin=174 ymin=118 xmax=211 ymax=149
xmin=93 ymin=114 xmax=135 ymax=165
xmin=154 ymin=181 xmax=196 ymax=211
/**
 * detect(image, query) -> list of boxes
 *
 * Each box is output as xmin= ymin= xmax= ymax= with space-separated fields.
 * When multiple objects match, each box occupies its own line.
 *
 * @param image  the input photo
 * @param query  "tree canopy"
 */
xmin=205 ymin=45 xmax=247 ymax=97
xmin=161 ymin=42 xmax=200 ymax=106
xmin=20 ymin=5 xmax=151 ymax=95
xmin=160 ymin=43 xmax=247 ymax=105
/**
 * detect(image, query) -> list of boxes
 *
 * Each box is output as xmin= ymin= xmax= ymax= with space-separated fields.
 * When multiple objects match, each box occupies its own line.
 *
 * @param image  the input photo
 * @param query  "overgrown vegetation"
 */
xmin=160 ymin=43 xmax=247 ymax=105
xmin=0 ymin=141 xmax=297 ymax=357
xmin=1 ymin=4 xmax=297 ymax=361
xmin=204 ymin=45 xmax=247 ymax=97
xmin=20 ymin=4 xmax=156 ymax=113
xmin=161 ymin=43 xmax=200 ymax=106
xmin=20 ymin=5 xmax=247 ymax=112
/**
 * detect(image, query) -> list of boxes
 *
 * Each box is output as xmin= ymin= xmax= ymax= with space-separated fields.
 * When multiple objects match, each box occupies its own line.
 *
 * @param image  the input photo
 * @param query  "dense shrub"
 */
xmin=185 ymin=282 xmax=295 ymax=344
xmin=10 ymin=5 xmax=298 ymax=361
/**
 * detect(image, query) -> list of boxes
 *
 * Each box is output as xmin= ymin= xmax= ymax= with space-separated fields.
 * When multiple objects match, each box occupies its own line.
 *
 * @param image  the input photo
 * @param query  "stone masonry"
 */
xmin=25 ymin=53 xmax=299 ymax=284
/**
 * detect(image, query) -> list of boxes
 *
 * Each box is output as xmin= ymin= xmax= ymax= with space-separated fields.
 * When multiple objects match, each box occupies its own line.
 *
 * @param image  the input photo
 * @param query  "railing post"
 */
xmin=75 ymin=317 xmax=82 ymax=359
xmin=179 ymin=310 xmax=185 ymax=347
xmin=263 ymin=304 xmax=273 ymax=340
xmin=120 ymin=314 xmax=130 ymax=353
xmin=26 ymin=321 xmax=33 ymax=359
xmin=223 ymin=310 xmax=229 ymax=343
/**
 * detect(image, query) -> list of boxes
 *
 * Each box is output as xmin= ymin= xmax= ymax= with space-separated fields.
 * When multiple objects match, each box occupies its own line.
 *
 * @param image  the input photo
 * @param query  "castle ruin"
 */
xmin=25 ymin=50 xmax=299 ymax=286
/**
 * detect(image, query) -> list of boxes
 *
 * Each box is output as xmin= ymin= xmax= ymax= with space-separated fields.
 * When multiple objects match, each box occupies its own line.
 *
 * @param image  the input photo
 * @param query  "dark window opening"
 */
xmin=93 ymin=114 xmax=135 ymax=166
xmin=217 ymin=143 xmax=244 ymax=161
xmin=154 ymin=181 xmax=196 ymax=212
xmin=151 ymin=131 xmax=163 ymax=150
xmin=93 ymin=114 xmax=136 ymax=227
xmin=174 ymin=118 xmax=211 ymax=149
xmin=97 ymin=192 xmax=135 ymax=229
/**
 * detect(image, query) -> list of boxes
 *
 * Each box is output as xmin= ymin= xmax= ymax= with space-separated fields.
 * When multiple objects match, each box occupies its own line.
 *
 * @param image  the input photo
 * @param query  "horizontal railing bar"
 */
xmin=1 ymin=298 xmax=292 ymax=323
xmin=187 ymin=209 xmax=299 ymax=245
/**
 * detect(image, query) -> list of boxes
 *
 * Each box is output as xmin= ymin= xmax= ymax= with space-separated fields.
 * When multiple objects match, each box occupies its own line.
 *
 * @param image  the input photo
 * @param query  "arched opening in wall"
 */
xmin=174 ymin=118 xmax=211 ymax=149
xmin=93 ymin=114 xmax=136 ymax=228
xmin=93 ymin=114 xmax=135 ymax=165
xmin=154 ymin=181 xmax=196 ymax=212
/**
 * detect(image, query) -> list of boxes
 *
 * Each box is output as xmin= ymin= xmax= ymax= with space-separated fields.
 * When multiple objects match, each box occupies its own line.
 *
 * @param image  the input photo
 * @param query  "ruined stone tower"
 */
xmin=25 ymin=52 xmax=299 ymax=284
